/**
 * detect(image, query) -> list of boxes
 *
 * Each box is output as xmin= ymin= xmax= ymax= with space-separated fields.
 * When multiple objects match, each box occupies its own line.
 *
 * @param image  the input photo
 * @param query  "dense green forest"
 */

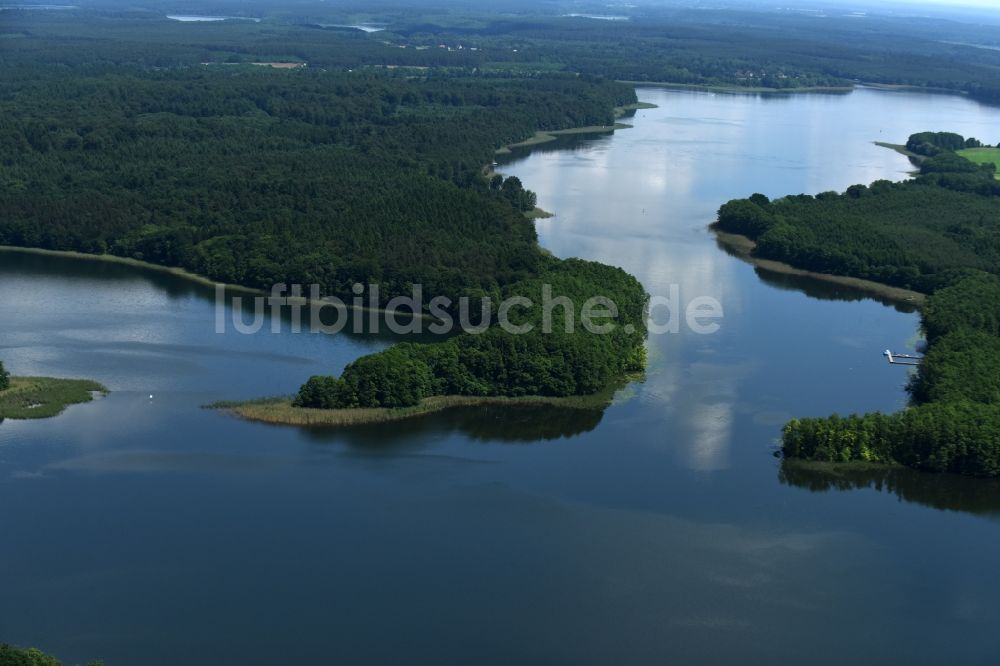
xmin=721 ymin=132 xmax=1000 ymax=476
xmin=0 ymin=643 xmax=100 ymax=666
xmin=0 ymin=65 xmax=633 ymax=307
xmin=0 ymin=361 xmax=8 ymax=392
xmin=0 ymin=644 xmax=59 ymax=666
xmin=294 ymin=256 xmax=647 ymax=408
xmin=906 ymin=131 xmax=991 ymax=156
xmin=714 ymin=133 xmax=1000 ymax=294
xmin=783 ymin=273 xmax=1000 ymax=476
xmin=0 ymin=9 xmax=649 ymax=406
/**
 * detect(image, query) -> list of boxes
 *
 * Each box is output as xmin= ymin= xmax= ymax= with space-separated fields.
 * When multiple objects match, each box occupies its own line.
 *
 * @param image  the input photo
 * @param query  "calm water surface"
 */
xmin=3 ymin=88 xmax=1000 ymax=664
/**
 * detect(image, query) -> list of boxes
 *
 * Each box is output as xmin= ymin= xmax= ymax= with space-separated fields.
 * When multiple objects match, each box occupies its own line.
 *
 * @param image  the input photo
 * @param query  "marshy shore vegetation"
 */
xmin=0 ymin=373 xmax=108 ymax=420
xmin=212 ymin=382 xmax=629 ymax=428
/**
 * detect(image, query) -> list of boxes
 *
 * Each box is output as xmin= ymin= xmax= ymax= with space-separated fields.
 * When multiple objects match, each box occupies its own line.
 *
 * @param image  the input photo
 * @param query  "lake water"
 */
xmin=320 ymin=23 xmax=387 ymax=33
xmin=166 ymin=15 xmax=261 ymax=23
xmin=3 ymin=88 xmax=1000 ymax=664
xmin=563 ymin=14 xmax=630 ymax=21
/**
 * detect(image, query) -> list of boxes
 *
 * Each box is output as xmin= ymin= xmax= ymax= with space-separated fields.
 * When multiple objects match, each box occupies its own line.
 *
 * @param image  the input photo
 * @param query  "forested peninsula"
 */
xmin=0 ymin=16 xmax=649 ymax=420
xmin=716 ymin=132 xmax=1000 ymax=476
xmin=291 ymin=257 xmax=647 ymax=411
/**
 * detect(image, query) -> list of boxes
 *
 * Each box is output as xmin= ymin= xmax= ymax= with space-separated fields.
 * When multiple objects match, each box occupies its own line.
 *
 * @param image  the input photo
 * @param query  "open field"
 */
xmin=957 ymin=146 xmax=1000 ymax=179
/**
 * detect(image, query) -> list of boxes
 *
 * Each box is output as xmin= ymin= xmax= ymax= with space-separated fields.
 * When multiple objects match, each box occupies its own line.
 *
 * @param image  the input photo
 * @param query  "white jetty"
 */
xmin=884 ymin=349 xmax=922 ymax=366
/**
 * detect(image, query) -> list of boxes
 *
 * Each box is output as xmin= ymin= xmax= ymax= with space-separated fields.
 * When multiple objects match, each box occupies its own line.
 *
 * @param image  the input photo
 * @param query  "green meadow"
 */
xmin=957 ymin=146 xmax=1000 ymax=179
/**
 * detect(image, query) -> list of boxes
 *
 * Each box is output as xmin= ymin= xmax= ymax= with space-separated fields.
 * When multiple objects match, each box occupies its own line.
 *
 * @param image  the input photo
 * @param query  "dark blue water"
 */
xmin=2 ymin=88 xmax=1000 ymax=664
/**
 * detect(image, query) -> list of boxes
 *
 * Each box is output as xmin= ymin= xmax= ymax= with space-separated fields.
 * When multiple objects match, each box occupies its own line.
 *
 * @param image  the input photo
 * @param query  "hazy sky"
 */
xmin=723 ymin=0 xmax=1000 ymax=15
xmin=817 ymin=0 xmax=1000 ymax=14
xmin=901 ymin=0 xmax=999 ymax=7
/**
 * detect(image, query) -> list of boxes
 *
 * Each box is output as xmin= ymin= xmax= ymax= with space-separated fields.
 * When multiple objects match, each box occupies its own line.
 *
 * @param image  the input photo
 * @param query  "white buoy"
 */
xmin=149 ymin=394 xmax=154 ymax=400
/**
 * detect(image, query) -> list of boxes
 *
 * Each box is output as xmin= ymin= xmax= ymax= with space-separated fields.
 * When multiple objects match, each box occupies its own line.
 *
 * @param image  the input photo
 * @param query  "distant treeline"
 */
xmin=4 ymin=7 xmax=1000 ymax=102
xmin=718 ymin=131 xmax=1000 ymax=476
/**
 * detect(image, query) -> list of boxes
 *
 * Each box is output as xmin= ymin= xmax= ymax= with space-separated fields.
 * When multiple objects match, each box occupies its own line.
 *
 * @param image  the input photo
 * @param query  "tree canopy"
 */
xmin=1 ymin=12 xmax=648 ymax=407
xmin=0 ymin=644 xmax=101 ymax=666
xmin=295 ymin=257 xmax=648 ymax=409
xmin=0 ymin=66 xmax=634 ymax=309
xmin=736 ymin=133 xmax=1000 ymax=477
xmin=715 ymin=133 xmax=1000 ymax=294
xmin=6 ymin=5 xmax=1000 ymax=101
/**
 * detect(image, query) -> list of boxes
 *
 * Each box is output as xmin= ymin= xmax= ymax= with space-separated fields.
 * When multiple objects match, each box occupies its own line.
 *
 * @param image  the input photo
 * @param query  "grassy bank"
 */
xmin=712 ymin=227 xmax=926 ymax=305
xmin=0 ymin=377 xmax=108 ymax=419
xmin=874 ymin=141 xmax=923 ymax=161
xmin=524 ymin=207 xmax=554 ymax=220
xmin=496 ymin=123 xmax=632 ymax=155
xmin=212 ymin=389 xmax=621 ymax=427
xmin=615 ymin=101 xmax=658 ymax=116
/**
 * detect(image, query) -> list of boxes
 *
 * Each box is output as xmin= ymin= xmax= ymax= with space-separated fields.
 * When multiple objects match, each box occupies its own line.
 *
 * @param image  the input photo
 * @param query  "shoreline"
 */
xmin=496 ymin=123 xmax=633 ymax=155
xmin=0 ymin=244 xmax=259 ymax=294
xmin=622 ymin=80 xmax=969 ymax=99
xmin=212 ymin=391 xmax=620 ymax=427
xmin=490 ymin=101 xmax=657 ymax=192
xmin=0 ymin=245 xmax=436 ymax=320
xmin=525 ymin=206 xmax=554 ymax=219
xmin=615 ymin=101 xmax=658 ymax=116
xmin=857 ymin=82 xmax=967 ymax=96
xmin=873 ymin=141 xmax=921 ymax=160
xmin=711 ymin=227 xmax=926 ymax=305
xmin=873 ymin=141 xmax=923 ymax=176
xmin=619 ymin=81 xmax=855 ymax=95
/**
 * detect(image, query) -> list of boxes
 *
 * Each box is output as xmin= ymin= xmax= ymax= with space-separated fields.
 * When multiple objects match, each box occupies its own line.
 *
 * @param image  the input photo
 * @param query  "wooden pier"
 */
xmin=884 ymin=349 xmax=922 ymax=366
